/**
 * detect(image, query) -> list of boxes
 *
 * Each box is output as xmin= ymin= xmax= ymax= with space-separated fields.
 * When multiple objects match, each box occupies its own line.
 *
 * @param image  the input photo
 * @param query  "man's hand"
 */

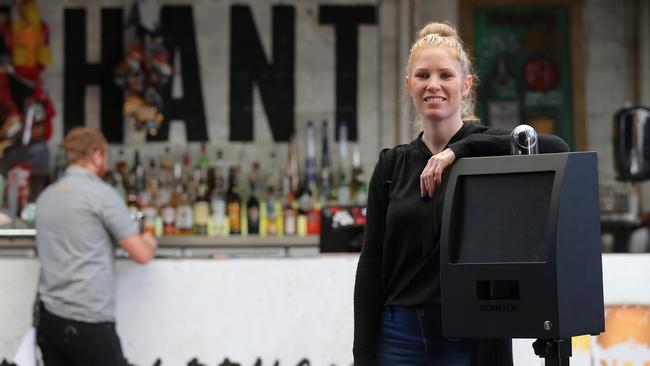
xmin=420 ymin=148 xmax=456 ymax=198
xmin=142 ymin=231 xmax=158 ymax=251
xmin=120 ymin=232 xmax=159 ymax=264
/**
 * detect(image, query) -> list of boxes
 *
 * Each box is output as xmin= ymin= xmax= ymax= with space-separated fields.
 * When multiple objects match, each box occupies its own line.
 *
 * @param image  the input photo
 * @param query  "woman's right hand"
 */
xmin=420 ymin=148 xmax=456 ymax=198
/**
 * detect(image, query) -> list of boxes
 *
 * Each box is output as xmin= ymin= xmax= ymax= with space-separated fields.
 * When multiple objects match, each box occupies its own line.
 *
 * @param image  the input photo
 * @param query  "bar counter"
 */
xmin=0 ymin=229 xmax=320 ymax=258
xmin=3 ymin=224 xmax=650 ymax=364
xmin=2 ymin=254 xmax=650 ymax=365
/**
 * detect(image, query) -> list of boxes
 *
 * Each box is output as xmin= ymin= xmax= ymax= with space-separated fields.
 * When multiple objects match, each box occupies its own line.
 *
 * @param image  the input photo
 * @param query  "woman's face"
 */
xmin=406 ymin=47 xmax=472 ymax=124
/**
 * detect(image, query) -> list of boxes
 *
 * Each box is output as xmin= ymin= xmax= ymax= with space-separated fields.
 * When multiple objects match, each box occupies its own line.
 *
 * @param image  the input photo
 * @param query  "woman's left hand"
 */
xmin=420 ymin=148 xmax=456 ymax=198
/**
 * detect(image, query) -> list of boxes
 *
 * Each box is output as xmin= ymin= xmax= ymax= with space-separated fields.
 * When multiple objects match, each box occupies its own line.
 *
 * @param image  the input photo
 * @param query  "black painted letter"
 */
xmin=64 ymin=8 xmax=123 ymax=142
xmin=152 ymin=5 xmax=208 ymax=142
xmin=319 ymin=5 xmax=376 ymax=141
xmin=229 ymin=5 xmax=295 ymax=142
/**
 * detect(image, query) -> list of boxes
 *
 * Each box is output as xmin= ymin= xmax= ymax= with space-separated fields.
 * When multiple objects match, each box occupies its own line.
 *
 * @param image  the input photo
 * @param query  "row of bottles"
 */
xmin=103 ymin=120 xmax=368 ymax=237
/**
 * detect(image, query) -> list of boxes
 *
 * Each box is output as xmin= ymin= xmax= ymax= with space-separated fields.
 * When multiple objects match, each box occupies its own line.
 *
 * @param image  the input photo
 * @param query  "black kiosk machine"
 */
xmin=440 ymin=126 xmax=605 ymax=365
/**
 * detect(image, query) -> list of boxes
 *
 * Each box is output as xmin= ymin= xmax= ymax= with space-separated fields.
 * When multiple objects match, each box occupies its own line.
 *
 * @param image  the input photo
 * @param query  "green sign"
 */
xmin=474 ymin=6 xmax=573 ymax=148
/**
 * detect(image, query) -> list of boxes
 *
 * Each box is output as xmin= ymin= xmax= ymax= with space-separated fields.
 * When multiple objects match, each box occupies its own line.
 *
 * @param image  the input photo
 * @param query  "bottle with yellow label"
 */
xmin=192 ymin=161 xmax=210 ymax=236
xmin=226 ymin=166 xmax=241 ymax=235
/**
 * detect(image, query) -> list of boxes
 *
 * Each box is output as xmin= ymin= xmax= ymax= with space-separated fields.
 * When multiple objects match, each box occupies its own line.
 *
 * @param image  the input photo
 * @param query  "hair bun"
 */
xmin=418 ymin=22 xmax=458 ymax=39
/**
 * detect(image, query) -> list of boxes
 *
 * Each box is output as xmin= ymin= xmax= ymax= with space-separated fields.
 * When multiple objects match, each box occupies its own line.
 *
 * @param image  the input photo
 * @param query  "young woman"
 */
xmin=353 ymin=22 xmax=568 ymax=366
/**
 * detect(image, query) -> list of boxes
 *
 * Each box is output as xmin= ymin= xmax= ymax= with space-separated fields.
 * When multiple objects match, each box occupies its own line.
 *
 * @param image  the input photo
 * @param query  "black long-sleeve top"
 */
xmin=353 ymin=123 xmax=570 ymax=365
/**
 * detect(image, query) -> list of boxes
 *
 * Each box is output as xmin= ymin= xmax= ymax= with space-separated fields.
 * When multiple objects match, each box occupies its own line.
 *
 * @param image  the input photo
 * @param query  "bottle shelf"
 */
xmin=0 ymin=230 xmax=319 ymax=249
xmin=157 ymin=234 xmax=318 ymax=247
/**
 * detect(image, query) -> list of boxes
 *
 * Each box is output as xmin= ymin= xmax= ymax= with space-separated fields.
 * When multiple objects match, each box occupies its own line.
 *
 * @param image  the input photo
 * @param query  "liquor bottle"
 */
xmin=125 ymin=151 xmax=139 ymax=209
xmin=192 ymin=176 xmax=210 ymax=236
xmin=182 ymin=152 xmax=198 ymax=204
xmin=296 ymin=122 xmax=317 ymax=235
xmin=172 ymin=156 xmax=192 ymax=235
xmin=299 ymin=159 xmax=321 ymax=236
xmin=297 ymin=184 xmax=312 ymax=234
xmin=350 ymin=144 xmax=364 ymax=203
xmin=307 ymin=200 xmax=321 ymax=235
xmin=283 ymin=191 xmax=297 ymax=236
xmin=196 ymin=142 xmax=211 ymax=173
xmin=192 ymin=196 xmax=210 ymax=236
xmin=209 ymin=149 xmax=223 ymax=193
xmin=142 ymin=206 xmax=158 ymax=235
xmin=210 ymin=176 xmax=227 ymax=236
xmin=198 ymin=142 xmax=210 ymax=187
xmin=126 ymin=151 xmax=142 ymax=230
xmin=304 ymin=121 xmax=318 ymax=194
xmin=247 ymin=162 xmax=261 ymax=235
xmin=486 ymin=56 xmax=521 ymax=130
xmin=210 ymin=150 xmax=228 ymax=236
xmin=160 ymin=199 xmax=176 ymax=236
xmin=337 ymin=174 xmax=351 ymax=205
xmin=190 ymin=166 xmax=201 ymax=205
xmin=226 ymin=165 xmax=242 ymax=235
xmin=114 ymin=148 xmax=129 ymax=179
xmin=126 ymin=171 xmax=138 ymax=209
xmin=156 ymin=147 xmax=174 ymax=208
xmin=139 ymin=158 xmax=158 ymax=235
xmin=172 ymin=153 xmax=183 ymax=207
xmin=336 ymin=120 xmax=351 ymax=205
xmin=160 ymin=146 xmax=174 ymax=184
xmin=272 ymin=192 xmax=283 ymax=236
xmin=160 ymin=200 xmax=176 ymax=235
xmin=160 ymin=156 xmax=179 ymax=236
xmin=285 ymin=135 xmax=300 ymax=196
xmin=174 ymin=190 xmax=194 ymax=235
xmin=146 ymin=158 xmax=160 ymax=204
xmin=114 ymin=148 xmax=129 ymax=202
xmin=161 ymin=146 xmax=173 ymax=168
xmin=264 ymin=177 xmax=278 ymax=236
xmin=320 ymin=120 xmax=333 ymax=205
xmin=133 ymin=150 xmax=147 ymax=207
xmin=126 ymin=172 xmax=141 ymax=232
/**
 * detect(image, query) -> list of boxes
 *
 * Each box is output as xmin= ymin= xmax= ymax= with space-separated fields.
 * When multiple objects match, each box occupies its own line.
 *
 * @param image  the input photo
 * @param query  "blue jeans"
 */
xmin=378 ymin=306 xmax=473 ymax=366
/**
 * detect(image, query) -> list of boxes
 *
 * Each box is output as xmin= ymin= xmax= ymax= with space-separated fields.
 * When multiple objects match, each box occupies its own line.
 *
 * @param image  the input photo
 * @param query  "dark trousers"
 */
xmin=36 ymin=303 xmax=127 ymax=366
xmin=378 ymin=306 xmax=473 ymax=366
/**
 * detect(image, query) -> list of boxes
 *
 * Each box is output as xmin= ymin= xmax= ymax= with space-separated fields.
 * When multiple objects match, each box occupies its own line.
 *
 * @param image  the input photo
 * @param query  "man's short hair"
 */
xmin=63 ymin=127 xmax=107 ymax=164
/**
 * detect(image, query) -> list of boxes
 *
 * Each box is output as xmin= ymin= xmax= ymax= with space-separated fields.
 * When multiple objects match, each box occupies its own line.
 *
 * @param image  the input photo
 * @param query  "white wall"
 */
xmin=582 ymin=0 xmax=638 ymax=180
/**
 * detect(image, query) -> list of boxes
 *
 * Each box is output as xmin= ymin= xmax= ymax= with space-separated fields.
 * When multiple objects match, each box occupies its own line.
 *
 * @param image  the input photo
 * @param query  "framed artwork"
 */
xmin=460 ymin=0 xmax=585 ymax=150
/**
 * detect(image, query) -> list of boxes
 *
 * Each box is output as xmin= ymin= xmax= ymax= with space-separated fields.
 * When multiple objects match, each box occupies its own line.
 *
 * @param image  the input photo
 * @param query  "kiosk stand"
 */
xmin=532 ymin=338 xmax=571 ymax=365
xmin=439 ymin=136 xmax=604 ymax=366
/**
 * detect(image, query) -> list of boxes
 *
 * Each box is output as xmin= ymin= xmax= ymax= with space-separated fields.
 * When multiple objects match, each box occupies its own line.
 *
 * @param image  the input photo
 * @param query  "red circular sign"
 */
xmin=523 ymin=58 xmax=559 ymax=92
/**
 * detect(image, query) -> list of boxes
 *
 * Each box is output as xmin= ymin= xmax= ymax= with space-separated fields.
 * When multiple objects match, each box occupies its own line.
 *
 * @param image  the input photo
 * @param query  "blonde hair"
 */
xmin=407 ymin=22 xmax=479 ymax=123
xmin=63 ymin=127 xmax=107 ymax=164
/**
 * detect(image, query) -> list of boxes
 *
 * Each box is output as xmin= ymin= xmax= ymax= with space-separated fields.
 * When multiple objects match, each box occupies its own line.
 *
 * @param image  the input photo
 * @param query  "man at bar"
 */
xmin=34 ymin=126 xmax=158 ymax=365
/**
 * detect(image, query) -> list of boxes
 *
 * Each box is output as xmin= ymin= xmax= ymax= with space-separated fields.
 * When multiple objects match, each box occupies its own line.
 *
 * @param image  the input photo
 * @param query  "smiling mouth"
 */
xmin=424 ymin=96 xmax=445 ymax=102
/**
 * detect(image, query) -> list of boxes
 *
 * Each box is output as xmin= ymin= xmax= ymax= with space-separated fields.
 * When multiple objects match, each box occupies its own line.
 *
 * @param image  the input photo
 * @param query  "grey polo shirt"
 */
xmin=36 ymin=166 xmax=138 ymax=322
